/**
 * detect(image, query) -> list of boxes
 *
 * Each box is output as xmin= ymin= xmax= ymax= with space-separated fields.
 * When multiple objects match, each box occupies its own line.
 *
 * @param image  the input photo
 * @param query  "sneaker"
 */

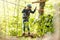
xmin=22 ymin=33 xmax=25 ymax=37
xmin=28 ymin=32 xmax=34 ymax=38
xmin=28 ymin=32 xmax=30 ymax=36
xmin=30 ymin=34 xmax=34 ymax=38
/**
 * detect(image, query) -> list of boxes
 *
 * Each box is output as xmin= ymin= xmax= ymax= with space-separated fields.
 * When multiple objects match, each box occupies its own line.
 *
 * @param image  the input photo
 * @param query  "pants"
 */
xmin=22 ymin=17 xmax=30 ymax=32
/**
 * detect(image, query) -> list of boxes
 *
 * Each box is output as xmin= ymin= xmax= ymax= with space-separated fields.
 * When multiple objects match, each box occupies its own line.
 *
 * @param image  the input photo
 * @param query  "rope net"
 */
xmin=0 ymin=0 xmax=38 ymax=36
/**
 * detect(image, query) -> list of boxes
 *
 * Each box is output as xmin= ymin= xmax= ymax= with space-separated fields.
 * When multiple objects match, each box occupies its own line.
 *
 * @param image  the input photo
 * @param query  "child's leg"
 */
xmin=23 ymin=18 xmax=28 ymax=32
xmin=23 ymin=22 xmax=25 ymax=33
xmin=26 ymin=22 xmax=30 ymax=36
xmin=27 ymin=25 xmax=30 ymax=34
xmin=22 ymin=18 xmax=26 ymax=36
xmin=26 ymin=18 xmax=30 ymax=34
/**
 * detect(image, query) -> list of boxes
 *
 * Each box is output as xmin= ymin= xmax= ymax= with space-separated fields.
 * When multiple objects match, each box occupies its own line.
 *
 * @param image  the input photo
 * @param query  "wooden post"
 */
xmin=32 ymin=0 xmax=46 ymax=16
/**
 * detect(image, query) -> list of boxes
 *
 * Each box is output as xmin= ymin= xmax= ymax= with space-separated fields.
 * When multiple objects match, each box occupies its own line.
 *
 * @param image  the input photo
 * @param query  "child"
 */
xmin=22 ymin=4 xmax=37 ymax=36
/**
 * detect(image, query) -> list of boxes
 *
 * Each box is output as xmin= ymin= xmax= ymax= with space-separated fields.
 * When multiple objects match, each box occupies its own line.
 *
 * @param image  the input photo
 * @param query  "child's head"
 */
xmin=27 ymin=4 xmax=32 ymax=9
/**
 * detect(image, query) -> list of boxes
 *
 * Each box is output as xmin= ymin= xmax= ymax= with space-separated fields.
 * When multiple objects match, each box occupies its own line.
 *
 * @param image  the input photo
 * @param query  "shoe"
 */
xmin=28 ymin=32 xmax=30 ymax=36
xmin=30 ymin=34 xmax=34 ymax=38
xmin=28 ymin=32 xmax=34 ymax=38
xmin=22 ymin=33 xmax=25 ymax=37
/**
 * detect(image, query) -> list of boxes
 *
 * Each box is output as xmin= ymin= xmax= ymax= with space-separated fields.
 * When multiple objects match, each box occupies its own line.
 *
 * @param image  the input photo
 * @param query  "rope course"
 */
xmin=0 ymin=0 xmax=36 ymax=36
xmin=1 ymin=0 xmax=21 ymax=36
xmin=0 ymin=0 xmax=55 ymax=38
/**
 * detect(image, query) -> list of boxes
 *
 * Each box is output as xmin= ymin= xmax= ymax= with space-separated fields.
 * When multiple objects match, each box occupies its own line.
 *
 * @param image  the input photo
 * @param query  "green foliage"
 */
xmin=36 ymin=15 xmax=54 ymax=36
xmin=10 ymin=29 xmax=17 ymax=36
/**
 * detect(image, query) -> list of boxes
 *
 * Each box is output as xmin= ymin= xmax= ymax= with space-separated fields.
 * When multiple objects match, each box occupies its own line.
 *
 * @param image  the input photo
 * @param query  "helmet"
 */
xmin=27 ymin=4 xmax=32 ymax=8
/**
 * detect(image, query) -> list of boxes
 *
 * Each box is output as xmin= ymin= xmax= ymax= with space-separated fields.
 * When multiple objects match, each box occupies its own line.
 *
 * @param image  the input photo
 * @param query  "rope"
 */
xmin=13 ymin=0 xmax=16 ymax=16
xmin=3 ymin=0 xmax=6 ymax=35
xmin=16 ymin=0 xmax=20 ymax=36
xmin=1 ymin=0 xmax=34 ymax=36
xmin=6 ymin=0 xmax=10 ymax=35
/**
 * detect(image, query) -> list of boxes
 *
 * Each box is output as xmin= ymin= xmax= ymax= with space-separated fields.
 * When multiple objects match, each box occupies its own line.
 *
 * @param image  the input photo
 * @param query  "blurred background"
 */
xmin=0 ymin=0 xmax=60 ymax=40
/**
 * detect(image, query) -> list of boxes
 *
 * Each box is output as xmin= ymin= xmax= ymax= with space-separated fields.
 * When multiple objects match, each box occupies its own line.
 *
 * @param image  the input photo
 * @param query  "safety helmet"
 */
xmin=27 ymin=4 xmax=32 ymax=8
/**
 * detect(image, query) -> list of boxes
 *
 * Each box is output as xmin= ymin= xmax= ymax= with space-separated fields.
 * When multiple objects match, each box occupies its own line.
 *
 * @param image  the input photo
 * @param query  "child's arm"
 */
xmin=30 ymin=7 xmax=37 ymax=13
